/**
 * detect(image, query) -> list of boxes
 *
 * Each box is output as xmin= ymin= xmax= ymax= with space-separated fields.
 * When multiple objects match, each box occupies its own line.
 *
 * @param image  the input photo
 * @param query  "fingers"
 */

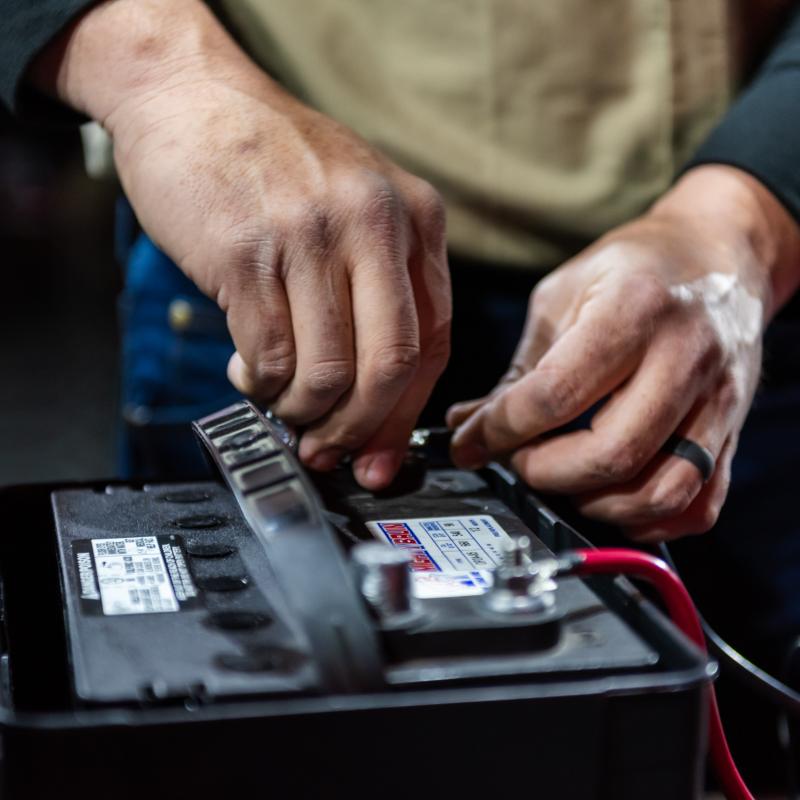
xmin=507 ymin=331 xmax=718 ymax=494
xmin=225 ymin=266 xmax=296 ymax=398
xmin=446 ymin=364 xmax=528 ymax=430
xmin=351 ymin=229 xmax=452 ymax=488
xmin=623 ymin=438 xmax=736 ymax=543
xmin=571 ymin=378 xmax=740 ymax=536
xmin=299 ymin=185 xmax=451 ymax=489
xmin=226 ymin=245 xmax=356 ymax=423
xmin=296 ymin=220 xmax=421 ymax=473
xmin=268 ymin=240 xmax=355 ymax=424
xmin=224 ymin=173 xmax=450 ymax=490
xmin=446 ymin=396 xmax=487 ymax=429
xmin=450 ymin=290 xmax=648 ymax=467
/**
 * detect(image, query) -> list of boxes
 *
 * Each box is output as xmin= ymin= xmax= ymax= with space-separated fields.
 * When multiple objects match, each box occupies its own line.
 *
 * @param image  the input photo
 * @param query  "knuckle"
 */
xmin=611 ymin=441 xmax=647 ymax=482
xmin=369 ymin=343 xmax=421 ymax=390
xmin=409 ymin=180 xmax=446 ymax=233
xmin=324 ymin=426 xmax=368 ymax=452
xmin=537 ymin=367 xmax=583 ymax=420
xmin=623 ymin=273 xmax=674 ymax=320
xmin=274 ymin=201 xmax=336 ymax=255
xmin=251 ymin=348 xmax=296 ymax=392
xmin=529 ymin=275 xmax=557 ymax=311
xmin=716 ymin=378 xmax=742 ymax=416
xmin=302 ymin=359 xmax=355 ymax=400
xmin=350 ymin=173 xmax=403 ymax=227
xmin=589 ymin=440 xmax=644 ymax=484
xmin=650 ymin=473 xmax=699 ymax=518
xmin=298 ymin=206 xmax=337 ymax=255
xmin=225 ymin=233 xmax=278 ymax=279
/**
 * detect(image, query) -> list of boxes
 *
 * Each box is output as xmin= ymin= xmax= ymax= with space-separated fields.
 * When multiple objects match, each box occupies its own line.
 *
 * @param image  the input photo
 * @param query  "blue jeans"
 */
xmin=119 ymin=233 xmax=241 ymax=478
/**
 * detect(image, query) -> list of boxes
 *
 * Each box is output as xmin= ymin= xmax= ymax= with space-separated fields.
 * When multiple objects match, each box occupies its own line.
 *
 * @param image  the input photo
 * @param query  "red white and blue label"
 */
xmin=365 ymin=515 xmax=512 ymax=598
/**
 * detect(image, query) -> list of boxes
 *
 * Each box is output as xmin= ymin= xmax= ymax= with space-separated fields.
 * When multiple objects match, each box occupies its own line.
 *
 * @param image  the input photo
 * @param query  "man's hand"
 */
xmin=449 ymin=165 xmax=800 ymax=541
xmin=31 ymin=0 xmax=451 ymax=490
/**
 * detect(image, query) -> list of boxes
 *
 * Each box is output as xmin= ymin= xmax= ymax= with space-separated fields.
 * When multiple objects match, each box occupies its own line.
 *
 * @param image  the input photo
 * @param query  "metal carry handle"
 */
xmin=193 ymin=401 xmax=385 ymax=693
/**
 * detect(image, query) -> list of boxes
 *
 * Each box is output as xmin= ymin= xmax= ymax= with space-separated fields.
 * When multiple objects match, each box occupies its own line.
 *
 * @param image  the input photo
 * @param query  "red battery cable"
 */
xmin=568 ymin=549 xmax=753 ymax=800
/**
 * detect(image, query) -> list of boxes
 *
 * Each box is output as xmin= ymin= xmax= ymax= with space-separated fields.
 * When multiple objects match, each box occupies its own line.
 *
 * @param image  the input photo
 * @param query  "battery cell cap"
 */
xmin=185 ymin=541 xmax=236 ymax=558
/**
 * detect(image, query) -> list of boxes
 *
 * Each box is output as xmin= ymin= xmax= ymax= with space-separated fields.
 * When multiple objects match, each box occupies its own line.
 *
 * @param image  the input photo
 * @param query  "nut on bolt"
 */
xmin=485 ymin=535 xmax=558 ymax=614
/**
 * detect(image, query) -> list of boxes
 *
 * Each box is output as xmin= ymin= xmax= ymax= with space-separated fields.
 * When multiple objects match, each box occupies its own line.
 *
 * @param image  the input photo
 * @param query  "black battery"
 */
xmin=0 ymin=402 xmax=710 ymax=799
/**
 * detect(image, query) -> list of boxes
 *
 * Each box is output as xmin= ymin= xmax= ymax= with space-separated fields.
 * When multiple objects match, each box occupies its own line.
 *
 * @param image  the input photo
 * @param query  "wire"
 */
xmin=567 ymin=548 xmax=754 ymax=800
xmin=658 ymin=542 xmax=800 ymax=716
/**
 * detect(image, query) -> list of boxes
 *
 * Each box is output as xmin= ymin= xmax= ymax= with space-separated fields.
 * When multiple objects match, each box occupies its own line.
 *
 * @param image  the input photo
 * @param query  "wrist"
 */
xmin=28 ymin=0 xmax=256 ymax=129
xmin=650 ymin=164 xmax=800 ymax=318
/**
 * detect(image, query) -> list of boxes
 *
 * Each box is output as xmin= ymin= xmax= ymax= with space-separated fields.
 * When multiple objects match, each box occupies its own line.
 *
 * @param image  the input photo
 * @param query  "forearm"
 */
xmin=679 ymin=4 xmax=800 ymax=319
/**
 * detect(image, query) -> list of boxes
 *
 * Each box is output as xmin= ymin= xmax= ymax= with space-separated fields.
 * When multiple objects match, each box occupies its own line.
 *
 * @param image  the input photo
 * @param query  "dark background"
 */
xmin=0 ymin=111 xmax=120 ymax=485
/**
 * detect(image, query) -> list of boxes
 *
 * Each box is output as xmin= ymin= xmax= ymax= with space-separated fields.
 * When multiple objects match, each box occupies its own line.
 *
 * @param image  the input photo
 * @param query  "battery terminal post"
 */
xmin=484 ymin=536 xmax=560 ymax=615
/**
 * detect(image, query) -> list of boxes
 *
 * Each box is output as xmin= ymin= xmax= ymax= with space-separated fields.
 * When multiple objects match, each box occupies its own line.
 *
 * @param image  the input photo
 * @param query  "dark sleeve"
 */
xmin=0 ymin=0 xmax=99 ymax=115
xmin=686 ymin=5 xmax=800 ymax=223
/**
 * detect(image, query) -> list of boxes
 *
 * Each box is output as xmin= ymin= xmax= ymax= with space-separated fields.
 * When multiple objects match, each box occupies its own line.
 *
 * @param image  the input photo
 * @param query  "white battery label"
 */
xmin=365 ymin=515 xmax=513 ymax=598
xmin=91 ymin=536 xmax=179 ymax=615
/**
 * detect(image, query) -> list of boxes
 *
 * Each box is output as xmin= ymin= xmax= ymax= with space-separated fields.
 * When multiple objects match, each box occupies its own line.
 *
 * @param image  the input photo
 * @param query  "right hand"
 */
xmin=34 ymin=0 xmax=451 ymax=489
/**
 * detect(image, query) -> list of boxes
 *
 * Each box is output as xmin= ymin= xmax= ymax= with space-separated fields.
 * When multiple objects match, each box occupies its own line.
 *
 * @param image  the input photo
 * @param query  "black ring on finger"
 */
xmin=663 ymin=435 xmax=715 ymax=483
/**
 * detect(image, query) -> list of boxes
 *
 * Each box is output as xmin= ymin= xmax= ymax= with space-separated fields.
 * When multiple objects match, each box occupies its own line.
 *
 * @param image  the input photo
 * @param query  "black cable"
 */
xmin=781 ymin=639 xmax=800 ymax=800
xmin=659 ymin=543 xmax=800 ymax=799
xmin=658 ymin=543 xmax=800 ymax=716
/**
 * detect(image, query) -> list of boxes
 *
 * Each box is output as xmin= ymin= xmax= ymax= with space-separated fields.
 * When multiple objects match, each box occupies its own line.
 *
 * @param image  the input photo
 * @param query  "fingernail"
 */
xmin=356 ymin=451 xmax=399 ymax=489
xmin=452 ymin=441 xmax=489 ymax=470
xmin=306 ymin=447 xmax=345 ymax=472
xmin=226 ymin=352 xmax=248 ymax=392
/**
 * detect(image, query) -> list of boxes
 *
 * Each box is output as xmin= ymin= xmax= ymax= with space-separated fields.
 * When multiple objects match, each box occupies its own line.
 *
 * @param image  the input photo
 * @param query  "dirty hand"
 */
xmin=32 ymin=0 xmax=451 ymax=490
xmin=448 ymin=166 xmax=800 ymax=541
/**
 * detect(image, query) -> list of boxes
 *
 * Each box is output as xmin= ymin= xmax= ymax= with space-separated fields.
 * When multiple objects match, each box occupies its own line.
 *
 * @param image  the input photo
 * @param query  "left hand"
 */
xmin=448 ymin=165 xmax=800 ymax=542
